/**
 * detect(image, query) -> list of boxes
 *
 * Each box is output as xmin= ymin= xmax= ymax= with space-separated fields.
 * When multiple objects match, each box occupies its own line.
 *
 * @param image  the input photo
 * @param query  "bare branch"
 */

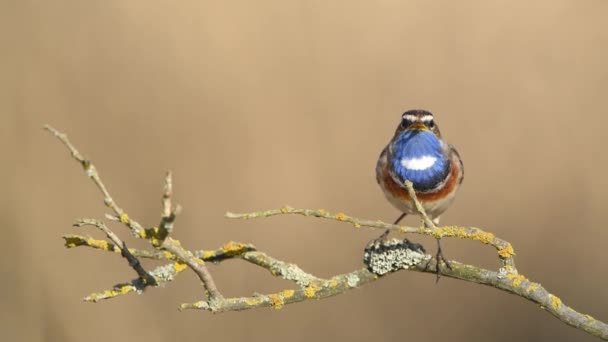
xmin=156 ymin=171 xmax=223 ymax=301
xmin=159 ymin=171 xmax=179 ymax=237
xmin=44 ymin=125 xmax=144 ymax=237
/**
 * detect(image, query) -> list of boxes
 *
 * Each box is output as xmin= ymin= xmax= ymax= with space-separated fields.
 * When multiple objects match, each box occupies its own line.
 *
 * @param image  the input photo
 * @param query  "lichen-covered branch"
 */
xmin=62 ymin=233 xmax=608 ymax=339
xmin=155 ymin=170 xmax=223 ymax=301
xmin=225 ymin=206 xmax=516 ymax=268
xmin=74 ymin=218 xmax=157 ymax=286
xmin=45 ymin=125 xmax=222 ymax=302
xmin=44 ymin=125 xmax=145 ymax=238
xmin=45 ymin=125 xmax=608 ymax=340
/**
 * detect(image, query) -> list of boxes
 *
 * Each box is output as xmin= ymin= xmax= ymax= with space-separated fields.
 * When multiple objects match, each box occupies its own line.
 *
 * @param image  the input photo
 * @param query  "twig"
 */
xmin=73 ymin=218 xmax=157 ymax=286
xmin=159 ymin=171 xmax=179 ymax=237
xmin=161 ymin=237 xmax=224 ymax=301
xmin=46 ymin=125 xmax=223 ymax=304
xmin=156 ymin=171 xmax=223 ymax=301
xmin=225 ymin=206 xmax=516 ymax=268
xmin=63 ymin=234 xmax=256 ymax=262
xmin=43 ymin=125 xmax=144 ymax=237
xmin=84 ymin=262 xmax=188 ymax=302
xmin=402 ymin=179 xmax=436 ymax=229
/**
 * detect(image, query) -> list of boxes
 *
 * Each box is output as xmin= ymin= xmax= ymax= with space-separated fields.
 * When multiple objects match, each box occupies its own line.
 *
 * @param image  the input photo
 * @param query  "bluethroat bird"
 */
xmin=375 ymin=109 xmax=464 ymax=276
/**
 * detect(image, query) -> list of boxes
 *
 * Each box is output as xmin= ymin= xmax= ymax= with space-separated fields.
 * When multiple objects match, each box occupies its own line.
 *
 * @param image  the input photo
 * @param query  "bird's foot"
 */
xmin=370 ymin=229 xmax=391 ymax=246
xmin=423 ymin=239 xmax=452 ymax=283
xmin=434 ymin=240 xmax=452 ymax=282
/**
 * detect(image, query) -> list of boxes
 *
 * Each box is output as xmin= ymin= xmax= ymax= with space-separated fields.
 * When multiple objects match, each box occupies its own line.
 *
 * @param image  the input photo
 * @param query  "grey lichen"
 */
xmin=363 ymin=238 xmax=428 ymax=276
xmin=346 ymin=274 xmax=360 ymax=287
xmin=151 ymin=263 xmax=179 ymax=282
xmin=271 ymin=261 xmax=317 ymax=287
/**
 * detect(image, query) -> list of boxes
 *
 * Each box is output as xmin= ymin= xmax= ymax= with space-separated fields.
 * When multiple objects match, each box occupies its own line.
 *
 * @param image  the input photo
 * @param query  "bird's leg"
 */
xmin=394 ymin=213 xmax=407 ymax=225
xmin=378 ymin=212 xmax=407 ymax=240
xmin=374 ymin=213 xmax=407 ymax=243
xmin=434 ymin=238 xmax=453 ymax=282
xmin=430 ymin=217 xmax=452 ymax=282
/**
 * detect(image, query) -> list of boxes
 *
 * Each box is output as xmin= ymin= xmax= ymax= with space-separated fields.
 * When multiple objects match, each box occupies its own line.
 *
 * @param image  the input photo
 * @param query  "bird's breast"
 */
xmin=389 ymin=130 xmax=450 ymax=192
xmin=379 ymin=156 xmax=462 ymax=218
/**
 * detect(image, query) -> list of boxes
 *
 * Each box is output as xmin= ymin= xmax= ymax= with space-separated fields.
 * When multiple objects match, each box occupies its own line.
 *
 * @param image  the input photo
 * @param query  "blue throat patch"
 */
xmin=390 ymin=130 xmax=450 ymax=192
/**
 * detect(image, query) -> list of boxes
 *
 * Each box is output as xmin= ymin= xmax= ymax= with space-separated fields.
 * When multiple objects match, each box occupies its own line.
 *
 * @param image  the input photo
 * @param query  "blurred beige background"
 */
xmin=2 ymin=1 xmax=608 ymax=341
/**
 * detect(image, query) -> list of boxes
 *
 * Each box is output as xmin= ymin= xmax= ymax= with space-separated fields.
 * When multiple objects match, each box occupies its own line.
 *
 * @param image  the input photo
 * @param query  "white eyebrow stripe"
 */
xmin=403 ymin=114 xmax=418 ymax=122
xmin=400 ymin=155 xmax=437 ymax=170
xmin=402 ymin=114 xmax=434 ymax=122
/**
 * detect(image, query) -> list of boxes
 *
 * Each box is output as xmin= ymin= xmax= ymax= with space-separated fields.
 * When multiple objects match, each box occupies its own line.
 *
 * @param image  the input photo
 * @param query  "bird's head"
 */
xmin=394 ymin=109 xmax=442 ymax=138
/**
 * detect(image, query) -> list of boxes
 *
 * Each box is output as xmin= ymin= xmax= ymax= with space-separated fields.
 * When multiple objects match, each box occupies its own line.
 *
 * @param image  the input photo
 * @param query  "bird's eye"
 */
xmin=427 ymin=120 xmax=435 ymax=128
xmin=400 ymin=115 xmax=413 ymax=128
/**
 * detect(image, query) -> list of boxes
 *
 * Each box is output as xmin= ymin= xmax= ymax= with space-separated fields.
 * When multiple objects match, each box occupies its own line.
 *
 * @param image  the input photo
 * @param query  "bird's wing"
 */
xmin=449 ymin=144 xmax=464 ymax=184
xmin=375 ymin=146 xmax=389 ymax=185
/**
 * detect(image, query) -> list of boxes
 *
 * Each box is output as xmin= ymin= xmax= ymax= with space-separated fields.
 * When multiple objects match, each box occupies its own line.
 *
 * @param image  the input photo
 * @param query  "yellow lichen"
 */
xmin=585 ymin=314 xmax=595 ymax=321
xmin=201 ymin=250 xmax=215 ymax=259
xmin=434 ymin=226 xmax=467 ymax=239
xmin=222 ymin=241 xmax=246 ymax=253
xmin=473 ymin=231 xmax=495 ymax=244
xmin=140 ymin=226 xmax=161 ymax=241
xmin=119 ymin=285 xmax=132 ymax=295
xmin=498 ymin=244 xmax=515 ymax=258
xmin=90 ymin=285 xmax=133 ymax=301
xmin=244 ymin=297 xmax=263 ymax=306
xmin=119 ymin=213 xmax=130 ymax=224
xmin=550 ymin=294 xmax=562 ymax=310
xmin=503 ymin=265 xmax=516 ymax=273
xmin=526 ymin=283 xmax=540 ymax=294
xmin=282 ymin=289 xmax=295 ymax=298
xmin=504 ymin=271 xmax=527 ymax=288
xmin=434 ymin=226 xmax=497 ymax=246
xmin=511 ymin=274 xmax=526 ymax=287
xmin=318 ymin=209 xmax=326 ymax=215
xmin=327 ymin=279 xmax=338 ymax=288
xmin=86 ymin=238 xmax=113 ymax=251
xmin=138 ymin=229 xmax=148 ymax=239
xmin=268 ymin=293 xmax=285 ymax=309
xmin=335 ymin=213 xmax=347 ymax=221
xmin=280 ymin=207 xmax=290 ymax=214
xmin=63 ymin=236 xmax=80 ymax=248
xmin=304 ymin=283 xmax=322 ymax=298
xmin=163 ymin=251 xmax=174 ymax=259
xmin=353 ymin=222 xmax=361 ymax=228
xmin=174 ymin=262 xmax=188 ymax=273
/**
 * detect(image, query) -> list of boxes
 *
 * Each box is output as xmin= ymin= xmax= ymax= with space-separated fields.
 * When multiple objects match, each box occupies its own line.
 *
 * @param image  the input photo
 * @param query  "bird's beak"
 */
xmin=408 ymin=122 xmax=428 ymax=131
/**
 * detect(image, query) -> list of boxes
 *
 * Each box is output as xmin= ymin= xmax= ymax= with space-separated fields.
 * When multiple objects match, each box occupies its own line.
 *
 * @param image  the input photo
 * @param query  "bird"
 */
xmin=375 ymin=109 xmax=464 ymax=276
